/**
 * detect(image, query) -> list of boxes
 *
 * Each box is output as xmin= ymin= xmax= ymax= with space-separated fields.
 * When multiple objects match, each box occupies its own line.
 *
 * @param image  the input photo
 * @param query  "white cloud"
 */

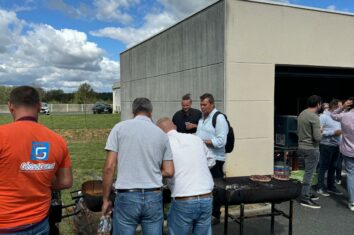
xmin=268 ymin=0 xmax=290 ymax=3
xmin=90 ymin=0 xmax=217 ymax=48
xmin=158 ymin=0 xmax=218 ymax=18
xmin=91 ymin=11 xmax=175 ymax=47
xmin=327 ymin=5 xmax=336 ymax=11
xmin=46 ymin=0 xmax=139 ymax=24
xmin=94 ymin=0 xmax=139 ymax=23
xmin=0 ymin=9 xmax=119 ymax=92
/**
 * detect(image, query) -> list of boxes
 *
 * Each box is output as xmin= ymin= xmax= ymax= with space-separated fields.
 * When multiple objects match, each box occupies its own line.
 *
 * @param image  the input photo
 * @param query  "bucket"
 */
xmin=290 ymin=170 xmax=318 ymax=185
xmin=274 ymin=165 xmax=290 ymax=177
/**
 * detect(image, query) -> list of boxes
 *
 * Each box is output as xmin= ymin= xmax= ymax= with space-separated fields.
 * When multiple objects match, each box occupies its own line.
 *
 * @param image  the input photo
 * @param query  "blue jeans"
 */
xmin=318 ymin=144 xmax=339 ymax=190
xmin=297 ymin=148 xmax=320 ymax=200
xmin=113 ymin=191 xmax=163 ymax=235
xmin=0 ymin=217 xmax=49 ymax=235
xmin=344 ymin=155 xmax=354 ymax=203
xmin=168 ymin=197 xmax=212 ymax=235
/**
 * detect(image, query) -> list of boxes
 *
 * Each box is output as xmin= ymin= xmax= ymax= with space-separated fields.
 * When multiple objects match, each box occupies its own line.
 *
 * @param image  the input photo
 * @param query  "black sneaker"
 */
xmin=310 ymin=194 xmax=319 ymax=201
xmin=316 ymin=188 xmax=330 ymax=197
xmin=328 ymin=188 xmax=343 ymax=195
xmin=300 ymin=199 xmax=321 ymax=209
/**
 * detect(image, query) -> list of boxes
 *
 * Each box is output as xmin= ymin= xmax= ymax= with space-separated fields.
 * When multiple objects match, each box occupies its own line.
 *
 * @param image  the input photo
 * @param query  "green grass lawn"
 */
xmin=0 ymin=113 xmax=120 ymax=234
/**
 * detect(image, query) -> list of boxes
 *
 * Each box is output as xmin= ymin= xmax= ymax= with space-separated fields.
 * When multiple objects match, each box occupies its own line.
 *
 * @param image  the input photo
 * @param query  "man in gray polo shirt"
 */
xmin=101 ymin=97 xmax=174 ymax=235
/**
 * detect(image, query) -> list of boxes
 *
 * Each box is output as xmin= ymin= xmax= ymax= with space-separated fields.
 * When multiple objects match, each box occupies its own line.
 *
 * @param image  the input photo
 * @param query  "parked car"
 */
xmin=40 ymin=102 xmax=50 ymax=115
xmin=92 ymin=103 xmax=112 ymax=114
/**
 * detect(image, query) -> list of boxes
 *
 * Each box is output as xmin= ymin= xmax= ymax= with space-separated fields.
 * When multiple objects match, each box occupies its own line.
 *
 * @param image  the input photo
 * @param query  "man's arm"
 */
xmin=161 ymin=160 xmax=174 ymax=177
xmin=102 ymin=150 xmax=117 ymax=216
xmin=210 ymin=114 xmax=228 ymax=148
xmin=312 ymin=116 xmax=322 ymax=142
xmin=203 ymin=143 xmax=216 ymax=168
xmin=52 ymin=167 xmax=73 ymax=190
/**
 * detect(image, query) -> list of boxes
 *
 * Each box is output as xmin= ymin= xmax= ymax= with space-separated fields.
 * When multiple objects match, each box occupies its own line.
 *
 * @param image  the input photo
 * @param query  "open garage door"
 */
xmin=275 ymin=65 xmax=354 ymax=116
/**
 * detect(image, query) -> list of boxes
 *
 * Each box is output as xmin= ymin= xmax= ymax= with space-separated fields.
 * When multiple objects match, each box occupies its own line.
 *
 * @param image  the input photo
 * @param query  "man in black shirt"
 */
xmin=172 ymin=94 xmax=202 ymax=133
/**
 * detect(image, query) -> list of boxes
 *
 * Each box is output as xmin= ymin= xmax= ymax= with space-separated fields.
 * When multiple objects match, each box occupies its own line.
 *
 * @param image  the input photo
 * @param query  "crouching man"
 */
xmin=157 ymin=117 xmax=215 ymax=235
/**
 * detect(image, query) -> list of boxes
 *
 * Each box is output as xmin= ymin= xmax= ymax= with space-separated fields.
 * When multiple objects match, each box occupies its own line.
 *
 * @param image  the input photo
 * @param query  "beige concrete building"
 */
xmin=120 ymin=0 xmax=354 ymax=176
xmin=112 ymin=81 xmax=121 ymax=113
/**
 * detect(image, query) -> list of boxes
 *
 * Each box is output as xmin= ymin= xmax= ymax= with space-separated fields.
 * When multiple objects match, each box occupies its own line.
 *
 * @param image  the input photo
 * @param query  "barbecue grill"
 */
xmin=214 ymin=177 xmax=301 ymax=235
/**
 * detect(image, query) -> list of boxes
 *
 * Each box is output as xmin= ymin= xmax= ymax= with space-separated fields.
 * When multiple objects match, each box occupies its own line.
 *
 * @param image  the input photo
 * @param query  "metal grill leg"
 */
xmin=271 ymin=203 xmax=275 ymax=235
xmin=224 ymin=197 xmax=228 ymax=235
xmin=289 ymin=200 xmax=293 ymax=235
xmin=240 ymin=203 xmax=244 ymax=235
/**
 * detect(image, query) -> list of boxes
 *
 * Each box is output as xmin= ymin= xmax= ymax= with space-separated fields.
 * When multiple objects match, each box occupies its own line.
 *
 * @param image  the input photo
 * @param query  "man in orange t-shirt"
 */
xmin=0 ymin=86 xmax=73 ymax=234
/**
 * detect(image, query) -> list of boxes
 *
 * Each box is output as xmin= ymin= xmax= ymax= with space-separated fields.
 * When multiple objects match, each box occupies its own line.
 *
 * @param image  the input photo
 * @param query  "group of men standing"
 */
xmin=102 ymin=93 xmax=229 ymax=235
xmin=297 ymin=95 xmax=354 ymax=211
xmin=3 ymin=86 xmax=352 ymax=234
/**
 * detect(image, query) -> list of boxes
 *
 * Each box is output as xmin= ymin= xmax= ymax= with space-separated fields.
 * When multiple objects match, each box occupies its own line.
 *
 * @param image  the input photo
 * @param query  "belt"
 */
xmin=174 ymin=192 xmax=212 ymax=201
xmin=116 ymin=188 xmax=161 ymax=193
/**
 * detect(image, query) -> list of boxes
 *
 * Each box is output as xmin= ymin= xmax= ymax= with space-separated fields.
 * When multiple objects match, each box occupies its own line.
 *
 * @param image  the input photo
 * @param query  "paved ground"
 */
xmin=212 ymin=178 xmax=354 ymax=235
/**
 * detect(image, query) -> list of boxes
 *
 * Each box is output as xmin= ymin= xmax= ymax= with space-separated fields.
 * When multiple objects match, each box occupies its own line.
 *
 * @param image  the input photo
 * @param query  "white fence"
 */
xmin=0 ymin=104 xmax=98 ymax=114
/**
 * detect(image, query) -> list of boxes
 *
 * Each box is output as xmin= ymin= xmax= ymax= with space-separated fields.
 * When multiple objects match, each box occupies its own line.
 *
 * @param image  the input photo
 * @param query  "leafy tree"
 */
xmin=74 ymin=83 xmax=97 ymax=104
xmin=0 ymin=86 xmax=12 ymax=104
xmin=44 ymin=89 xmax=64 ymax=102
xmin=35 ymin=87 xmax=46 ymax=101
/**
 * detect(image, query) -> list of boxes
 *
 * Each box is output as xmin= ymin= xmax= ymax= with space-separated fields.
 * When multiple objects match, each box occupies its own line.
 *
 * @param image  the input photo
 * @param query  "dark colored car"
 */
xmin=92 ymin=103 xmax=112 ymax=114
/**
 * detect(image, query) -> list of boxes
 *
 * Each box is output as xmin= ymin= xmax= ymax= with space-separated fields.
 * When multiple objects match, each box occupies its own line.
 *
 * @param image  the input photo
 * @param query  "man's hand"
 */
xmin=185 ymin=122 xmax=197 ymax=130
xmin=204 ymin=139 xmax=213 ymax=148
xmin=334 ymin=130 xmax=342 ymax=136
xmin=343 ymin=100 xmax=354 ymax=111
xmin=102 ymin=199 xmax=112 ymax=216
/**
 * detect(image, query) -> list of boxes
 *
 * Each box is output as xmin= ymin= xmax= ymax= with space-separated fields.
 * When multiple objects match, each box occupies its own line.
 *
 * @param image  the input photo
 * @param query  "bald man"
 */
xmin=157 ymin=117 xmax=214 ymax=235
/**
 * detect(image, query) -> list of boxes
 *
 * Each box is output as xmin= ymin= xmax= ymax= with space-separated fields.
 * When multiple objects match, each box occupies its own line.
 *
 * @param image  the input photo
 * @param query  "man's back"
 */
xmin=166 ymin=131 xmax=214 ymax=197
xmin=0 ymin=121 xmax=71 ymax=228
xmin=298 ymin=109 xmax=322 ymax=149
xmin=105 ymin=115 xmax=172 ymax=189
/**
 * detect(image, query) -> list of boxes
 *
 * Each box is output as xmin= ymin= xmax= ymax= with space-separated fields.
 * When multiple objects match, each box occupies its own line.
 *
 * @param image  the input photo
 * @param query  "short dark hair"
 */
xmin=329 ymin=99 xmax=340 ymax=109
xmin=200 ymin=93 xmax=215 ymax=104
xmin=348 ymin=96 xmax=354 ymax=109
xmin=9 ymin=86 xmax=40 ymax=107
xmin=132 ymin=97 xmax=153 ymax=115
xmin=307 ymin=95 xmax=322 ymax=108
xmin=182 ymin=93 xmax=191 ymax=101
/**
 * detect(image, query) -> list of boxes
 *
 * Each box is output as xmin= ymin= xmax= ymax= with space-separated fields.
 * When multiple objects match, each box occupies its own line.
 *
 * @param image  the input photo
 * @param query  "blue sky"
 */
xmin=0 ymin=0 xmax=353 ymax=92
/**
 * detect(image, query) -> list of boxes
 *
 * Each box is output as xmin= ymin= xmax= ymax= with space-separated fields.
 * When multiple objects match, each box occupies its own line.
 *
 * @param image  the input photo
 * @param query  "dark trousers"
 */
xmin=318 ymin=144 xmax=339 ymax=190
xmin=297 ymin=148 xmax=319 ymax=200
xmin=335 ymin=153 xmax=343 ymax=181
xmin=211 ymin=160 xmax=224 ymax=219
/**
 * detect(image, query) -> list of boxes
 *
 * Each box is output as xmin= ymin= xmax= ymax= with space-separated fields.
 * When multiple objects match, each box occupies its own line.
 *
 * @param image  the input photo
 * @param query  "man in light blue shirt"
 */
xmin=317 ymin=99 xmax=343 ymax=197
xmin=196 ymin=93 xmax=228 ymax=224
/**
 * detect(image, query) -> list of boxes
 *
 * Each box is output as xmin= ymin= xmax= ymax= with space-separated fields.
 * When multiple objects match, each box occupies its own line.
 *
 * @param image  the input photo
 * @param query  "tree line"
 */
xmin=0 ymin=83 xmax=112 ymax=104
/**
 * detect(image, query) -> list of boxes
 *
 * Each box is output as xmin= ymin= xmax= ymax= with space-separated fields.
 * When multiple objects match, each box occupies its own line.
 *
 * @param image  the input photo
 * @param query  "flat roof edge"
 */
xmin=243 ymin=0 xmax=354 ymax=17
xmin=120 ymin=0 xmax=354 ymax=55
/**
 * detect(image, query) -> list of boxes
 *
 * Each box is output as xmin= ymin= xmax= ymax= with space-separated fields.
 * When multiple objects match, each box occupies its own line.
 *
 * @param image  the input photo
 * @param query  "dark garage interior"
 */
xmin=274 ymin=65 xmax=354 ymax=149
xmin=275 ymin=65 xmax=354 ymax=116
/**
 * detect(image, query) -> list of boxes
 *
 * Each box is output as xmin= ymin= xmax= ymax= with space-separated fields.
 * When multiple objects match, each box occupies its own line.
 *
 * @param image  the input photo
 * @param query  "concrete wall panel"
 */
xmin=120 ymin=1 xmax=225 ymax=120
xmin=228 ymin=100 xmax=273 ymax=139
xmin=227 ymin=63 xmax=274 ymax=101
xmin=227 ymin=0 xmax=354 ymax=66
xmin=225 ymin=138 xmax=274 ymax=176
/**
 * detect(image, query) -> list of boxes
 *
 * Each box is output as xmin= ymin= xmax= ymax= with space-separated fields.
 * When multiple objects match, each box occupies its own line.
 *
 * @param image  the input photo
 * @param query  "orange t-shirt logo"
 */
xmin=30 ymin=142 xmax=50 ymax=160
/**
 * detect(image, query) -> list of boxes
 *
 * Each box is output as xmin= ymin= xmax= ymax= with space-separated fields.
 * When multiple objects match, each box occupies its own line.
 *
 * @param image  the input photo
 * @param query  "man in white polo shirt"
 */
xmin=157 ymin=117 xmax=214 ymax=235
